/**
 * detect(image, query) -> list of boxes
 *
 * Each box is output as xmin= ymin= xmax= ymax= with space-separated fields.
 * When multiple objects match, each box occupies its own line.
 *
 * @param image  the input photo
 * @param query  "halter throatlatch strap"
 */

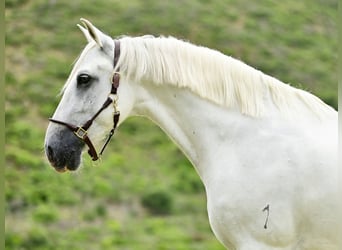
xmin=99 ymin=40 xmax=121 ymax=158
xmin=49 ymin=40 xmax=121 ymax=161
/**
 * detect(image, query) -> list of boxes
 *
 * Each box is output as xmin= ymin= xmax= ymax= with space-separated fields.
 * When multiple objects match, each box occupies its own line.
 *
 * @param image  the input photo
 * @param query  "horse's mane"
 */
xmin=116 ymin=36 xmax=335 ymax=119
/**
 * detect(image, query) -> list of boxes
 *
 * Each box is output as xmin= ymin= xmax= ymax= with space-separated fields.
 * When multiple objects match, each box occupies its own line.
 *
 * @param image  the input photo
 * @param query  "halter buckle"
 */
xmin=74 ymin=127 xmax=87 ymax=139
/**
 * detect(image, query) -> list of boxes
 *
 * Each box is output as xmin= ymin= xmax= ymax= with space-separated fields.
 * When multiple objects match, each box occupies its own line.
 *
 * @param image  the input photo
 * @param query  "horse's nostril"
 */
xmin=46 ymin=145 xmax=54 ymax=161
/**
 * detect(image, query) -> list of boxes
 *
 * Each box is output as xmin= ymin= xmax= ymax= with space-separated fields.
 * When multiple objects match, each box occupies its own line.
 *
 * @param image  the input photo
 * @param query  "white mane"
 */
xmin=115 ymin=36 xmax=335 ymax=119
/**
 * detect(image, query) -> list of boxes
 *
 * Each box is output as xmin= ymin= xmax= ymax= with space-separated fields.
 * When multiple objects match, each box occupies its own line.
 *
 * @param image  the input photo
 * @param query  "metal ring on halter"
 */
xmin=108 ymin=93 xmax=119 ymax=111
xmin=108 ymin=93 xmax=118 ymax=102
xmin=74 ymin=127 xmax=88 ymax=139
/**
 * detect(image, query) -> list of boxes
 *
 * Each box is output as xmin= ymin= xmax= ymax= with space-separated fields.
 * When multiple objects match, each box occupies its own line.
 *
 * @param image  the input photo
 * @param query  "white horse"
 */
xmin=44 ymin=19 xmax=340 ymax=250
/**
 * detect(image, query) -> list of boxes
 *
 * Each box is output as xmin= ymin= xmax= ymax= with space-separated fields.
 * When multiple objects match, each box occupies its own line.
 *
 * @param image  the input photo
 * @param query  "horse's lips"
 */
xmin=47 ymin=159 xmax=69 ymax=173
xmin=54 ymin=165 xmax=80 ymax=173
xmin=48 ymin=158 xmax=79 ymax=173
xmin=54 ymin=166 xmax=68 ymax=173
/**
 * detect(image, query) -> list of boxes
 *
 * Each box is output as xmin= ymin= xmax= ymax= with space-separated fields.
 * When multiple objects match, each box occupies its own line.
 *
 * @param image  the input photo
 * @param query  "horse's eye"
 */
xmin=77 ymin=74 xmax=92 ymax=86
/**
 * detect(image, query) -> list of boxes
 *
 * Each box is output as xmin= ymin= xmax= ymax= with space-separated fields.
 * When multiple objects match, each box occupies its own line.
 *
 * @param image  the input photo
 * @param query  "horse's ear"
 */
xmin=77 ymin=23 xmax=93 ymax=43
xmin=79 ymin=18 xmax=110 ymax=48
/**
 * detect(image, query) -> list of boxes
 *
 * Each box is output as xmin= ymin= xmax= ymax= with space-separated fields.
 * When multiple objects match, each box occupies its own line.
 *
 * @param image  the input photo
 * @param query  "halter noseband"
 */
xmin=49 ymin=40 xmax=121 ymax=161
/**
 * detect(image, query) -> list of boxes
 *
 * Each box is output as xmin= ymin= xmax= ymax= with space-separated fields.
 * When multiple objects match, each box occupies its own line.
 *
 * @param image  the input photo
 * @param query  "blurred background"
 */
xmin=5 ymin=0 xmax=337 ymax=249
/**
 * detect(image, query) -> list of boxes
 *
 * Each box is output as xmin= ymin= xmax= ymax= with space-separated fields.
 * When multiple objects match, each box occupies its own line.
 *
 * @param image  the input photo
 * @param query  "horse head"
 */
xmin=44 ymin=19 xmax=134 ymax=172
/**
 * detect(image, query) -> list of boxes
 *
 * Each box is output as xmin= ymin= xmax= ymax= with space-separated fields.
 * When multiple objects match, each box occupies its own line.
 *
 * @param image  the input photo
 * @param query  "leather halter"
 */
xmin=49 ymin=40 xmax=121 ymax=161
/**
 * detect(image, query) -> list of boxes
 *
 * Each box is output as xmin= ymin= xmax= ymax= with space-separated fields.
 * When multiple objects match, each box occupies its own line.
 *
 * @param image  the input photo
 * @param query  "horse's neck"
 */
xmin=130 ymin=82 xmax=258 ymax=181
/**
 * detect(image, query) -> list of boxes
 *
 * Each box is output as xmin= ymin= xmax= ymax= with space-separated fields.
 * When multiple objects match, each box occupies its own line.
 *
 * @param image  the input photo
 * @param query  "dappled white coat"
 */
xmin=46 ymin=19 xmax=341 ymax=250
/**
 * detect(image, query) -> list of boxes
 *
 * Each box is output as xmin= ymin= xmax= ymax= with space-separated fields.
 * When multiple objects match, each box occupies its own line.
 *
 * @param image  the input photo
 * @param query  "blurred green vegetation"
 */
xmin=5 ymin=0 xmax=337 ymax=249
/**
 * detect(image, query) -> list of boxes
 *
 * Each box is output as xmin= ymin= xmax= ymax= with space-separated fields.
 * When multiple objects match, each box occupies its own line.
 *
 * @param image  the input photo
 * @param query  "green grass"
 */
xmin=5 ymin=0 xmax=337 ymax=249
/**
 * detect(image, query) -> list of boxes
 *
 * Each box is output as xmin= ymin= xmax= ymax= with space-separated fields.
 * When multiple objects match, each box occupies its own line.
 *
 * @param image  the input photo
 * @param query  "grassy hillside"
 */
xmin=5 ymin=0 xmax=337 ymax=249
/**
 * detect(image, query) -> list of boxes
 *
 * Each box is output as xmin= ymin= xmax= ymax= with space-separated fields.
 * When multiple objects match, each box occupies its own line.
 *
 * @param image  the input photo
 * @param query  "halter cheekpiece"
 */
xmin=49 ymin=40 xmax=121 ymax=161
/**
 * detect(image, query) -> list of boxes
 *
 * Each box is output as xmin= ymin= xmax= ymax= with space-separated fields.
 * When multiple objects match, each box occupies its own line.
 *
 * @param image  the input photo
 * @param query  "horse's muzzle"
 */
xmin=44 ymin=127 xmax=84 ymax=172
